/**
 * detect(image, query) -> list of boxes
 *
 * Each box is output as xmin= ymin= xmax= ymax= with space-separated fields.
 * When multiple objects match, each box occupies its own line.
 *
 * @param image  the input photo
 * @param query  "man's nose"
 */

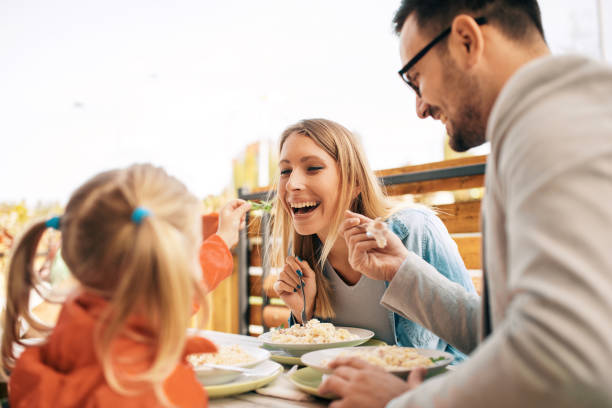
xmin=416 ymin=95 xmax=431 ymax=119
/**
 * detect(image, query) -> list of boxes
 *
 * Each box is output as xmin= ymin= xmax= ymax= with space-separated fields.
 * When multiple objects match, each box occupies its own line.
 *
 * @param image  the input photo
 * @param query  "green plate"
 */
xmin=289 ymin=361 xmax=448 ymax=400
xmin=270 ymin=352 xmax=303 ymax=366
xmin=204 ymin=361 xmax=282 ymax=398
xmin=361 ymin=338 xmax=387 ymax=347
xmin=289 ymin=367 xmax=337 ymax=399
xmin=262 ymin=338 xmax=387 ymax=366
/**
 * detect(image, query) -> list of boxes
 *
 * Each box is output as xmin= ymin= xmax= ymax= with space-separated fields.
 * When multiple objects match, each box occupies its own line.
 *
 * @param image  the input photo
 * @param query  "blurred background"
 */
xmin=1 ymin=0 xmax=611 ymax=267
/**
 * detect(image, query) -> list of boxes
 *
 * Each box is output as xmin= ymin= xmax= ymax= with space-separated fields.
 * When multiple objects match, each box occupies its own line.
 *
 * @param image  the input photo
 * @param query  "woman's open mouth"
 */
xmin=289 ymin=201 xmax=321 ymax=215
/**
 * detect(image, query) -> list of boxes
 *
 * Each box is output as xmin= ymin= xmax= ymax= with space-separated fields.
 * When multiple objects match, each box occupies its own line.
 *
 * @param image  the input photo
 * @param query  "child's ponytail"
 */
xmin=97 ymin=209 xmax=205 ymax=399
xmin=1 ymin=219 xmax=56 ymax=377
xmin=74 ymin=165 xmax=207 ymax=401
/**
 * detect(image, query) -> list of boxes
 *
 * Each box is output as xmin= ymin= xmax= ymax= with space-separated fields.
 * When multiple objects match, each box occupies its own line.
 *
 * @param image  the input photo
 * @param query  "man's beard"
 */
xmin=448 ymin=105 xmax=486 ymax=152
xmin=442 ymin=61 xmax=487 ymax=152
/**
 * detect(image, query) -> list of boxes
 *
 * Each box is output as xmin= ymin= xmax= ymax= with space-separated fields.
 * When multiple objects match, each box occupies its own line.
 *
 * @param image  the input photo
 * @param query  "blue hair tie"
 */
xmin=131 ymin=207 xmax=152 ymax=224
xmin=45 ymin=216 xmax=61 ymax=230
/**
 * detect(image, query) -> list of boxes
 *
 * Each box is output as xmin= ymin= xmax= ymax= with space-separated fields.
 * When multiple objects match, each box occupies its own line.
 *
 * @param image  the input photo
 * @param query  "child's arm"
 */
xmin=199 ymin=200 xmax=251 ymax=291
xmin=199 ymin=234 xmax=233 ymax=291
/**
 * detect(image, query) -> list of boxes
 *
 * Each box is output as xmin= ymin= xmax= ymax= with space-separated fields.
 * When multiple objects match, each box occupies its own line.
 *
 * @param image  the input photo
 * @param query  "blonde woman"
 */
xmin=1 ymin=164 xmax=248 ymax=407
xmin=271 ymin=119 xmax=476 ymax=361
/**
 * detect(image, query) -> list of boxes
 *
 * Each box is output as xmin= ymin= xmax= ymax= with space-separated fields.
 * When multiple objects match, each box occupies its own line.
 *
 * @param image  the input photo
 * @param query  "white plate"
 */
xmin=301 ymin=346 xmax=454 ymax=378
xmin=259 ymin=327 xmax=374 ymax=357
xmin=191 ymin=345 xmax=270 ymax=386
xmin=205 ymin=360 xmax=283 ymax=398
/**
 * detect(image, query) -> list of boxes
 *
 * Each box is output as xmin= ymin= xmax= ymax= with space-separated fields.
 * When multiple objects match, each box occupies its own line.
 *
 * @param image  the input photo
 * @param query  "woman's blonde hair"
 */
xmin=268 ymin=119 xmax=392 ymax=318
xmin=1 ymin=163 xmax=205 ymax=404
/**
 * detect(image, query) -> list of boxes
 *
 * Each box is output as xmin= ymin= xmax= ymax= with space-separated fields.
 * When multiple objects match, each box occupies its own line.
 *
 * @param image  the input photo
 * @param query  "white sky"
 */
xmin=1 ymin=0 xmax=610 ymax=205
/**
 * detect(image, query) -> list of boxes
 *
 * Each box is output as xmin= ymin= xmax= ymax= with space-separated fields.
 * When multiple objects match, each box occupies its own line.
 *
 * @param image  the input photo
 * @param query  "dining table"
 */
xmin=195 ymin=329 xmax=329 ymax=408
xmin=210 ymin=393 xmax=327 ymax=408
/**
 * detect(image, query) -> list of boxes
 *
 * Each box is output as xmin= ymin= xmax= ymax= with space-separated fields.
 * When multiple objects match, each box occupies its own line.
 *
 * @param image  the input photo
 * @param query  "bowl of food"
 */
xmin=188 ymin=344 xmax=270 ymax=385
xmin=258 ymin=319 xmax=374 ymax=357
xmin=301 ymin=345 xmax=453 ymax=378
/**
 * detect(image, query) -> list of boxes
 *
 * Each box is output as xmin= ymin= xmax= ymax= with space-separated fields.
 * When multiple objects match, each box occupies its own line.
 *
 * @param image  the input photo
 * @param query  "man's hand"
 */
xmin=318 ymin=357 xmax=426 ymax=408
xmin=341 ymin=210 xmax=409 ymax=281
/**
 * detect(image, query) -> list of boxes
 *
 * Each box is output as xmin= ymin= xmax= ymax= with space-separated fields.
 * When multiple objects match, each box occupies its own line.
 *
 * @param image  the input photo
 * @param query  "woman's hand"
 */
xmin=341 ymin=210 xmax=409 ymax=282
xmin=273 ymin=256 xmax=317 ymax=323
xmin=216 ymin=199 xmax=251 ymax=249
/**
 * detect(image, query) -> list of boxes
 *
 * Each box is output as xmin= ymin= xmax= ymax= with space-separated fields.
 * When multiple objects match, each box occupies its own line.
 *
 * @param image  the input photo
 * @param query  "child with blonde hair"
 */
xmin=1 ymin=163 xmax=250 ymax=407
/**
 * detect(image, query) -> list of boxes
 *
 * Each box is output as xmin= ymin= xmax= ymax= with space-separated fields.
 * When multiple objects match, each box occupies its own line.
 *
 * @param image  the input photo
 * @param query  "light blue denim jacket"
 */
xmin=288 ymin=207 xmax=476 ymax=362
xmin=385 ymin=207 xmax=476 ymax=362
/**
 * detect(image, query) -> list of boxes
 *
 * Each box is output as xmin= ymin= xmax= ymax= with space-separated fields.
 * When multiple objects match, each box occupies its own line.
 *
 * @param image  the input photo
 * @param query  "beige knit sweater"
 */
xmin=382 ymin=55 xmax=612 ymax=408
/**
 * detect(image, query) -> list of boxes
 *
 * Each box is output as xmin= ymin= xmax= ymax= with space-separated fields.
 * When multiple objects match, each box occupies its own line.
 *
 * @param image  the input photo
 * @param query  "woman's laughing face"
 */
xmin=278 ymin=133 xmax=341 ymax=238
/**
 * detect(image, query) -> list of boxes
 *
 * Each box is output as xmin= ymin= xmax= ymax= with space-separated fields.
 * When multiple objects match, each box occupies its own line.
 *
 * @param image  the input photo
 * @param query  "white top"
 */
xmin=324 ymin=262 xmax=395 ymax=345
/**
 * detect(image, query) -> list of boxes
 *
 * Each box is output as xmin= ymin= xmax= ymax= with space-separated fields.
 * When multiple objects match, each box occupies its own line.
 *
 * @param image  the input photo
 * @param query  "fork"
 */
xmin=297 ymin=270 xmax=307 ymax=326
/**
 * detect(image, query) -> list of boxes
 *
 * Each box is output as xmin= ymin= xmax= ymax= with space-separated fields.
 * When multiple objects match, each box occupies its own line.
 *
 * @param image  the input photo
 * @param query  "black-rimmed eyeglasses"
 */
xmin=398 ymin=16 xmax=487 ymax=97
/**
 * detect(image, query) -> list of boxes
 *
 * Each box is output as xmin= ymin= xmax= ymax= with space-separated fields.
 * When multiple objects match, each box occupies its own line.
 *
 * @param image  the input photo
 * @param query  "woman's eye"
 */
xmin=280 ymin=169 xmax=291 ymax=176
xmin=308 ymin=166 xmax=323 ymax=172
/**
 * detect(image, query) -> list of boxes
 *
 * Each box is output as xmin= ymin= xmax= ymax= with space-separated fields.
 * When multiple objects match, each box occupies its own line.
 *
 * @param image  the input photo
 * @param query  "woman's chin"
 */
xmin=293 ymin=224 xmax=318 ymax=236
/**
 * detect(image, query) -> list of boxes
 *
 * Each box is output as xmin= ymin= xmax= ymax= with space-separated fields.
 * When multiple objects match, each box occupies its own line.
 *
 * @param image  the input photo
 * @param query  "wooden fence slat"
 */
xmin=249 ymin=304 xmax=262 ymax=326
xmin=247 ymin=216 xmax=261 ymax=238
xmin=383 ymin=175 xmax=485 ymax=196
xmin=374 ymin=155 xmax=487 ymax=177
xmin=249 ymin=245 xmax=262 ymax=267
xmin=249 ymin=275 xmax=278 ymax=298
xmin=249 ymin=304 xmax=291 ymax=328
xmin=436 ymin=201 xmax=481 ymax=234
xmin=204 ymin=254 xmax=240 ymax=333
xmin=453 ymin=236 xmax=481 ymax=270
xmin=263 ymin=305 xmax=291 ymax=328
xmin=249 ymin=275 xmax=262 ymax=297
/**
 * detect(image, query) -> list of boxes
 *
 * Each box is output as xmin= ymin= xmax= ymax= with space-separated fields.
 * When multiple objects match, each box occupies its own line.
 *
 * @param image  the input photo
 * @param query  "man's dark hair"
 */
xmin=392 ymin=0 xmax=545 ymax=42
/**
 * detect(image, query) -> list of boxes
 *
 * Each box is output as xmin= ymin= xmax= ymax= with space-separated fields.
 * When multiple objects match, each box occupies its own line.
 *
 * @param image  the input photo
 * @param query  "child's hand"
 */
xmin=216 ymin=199 xmax=251 ymax=249
xmin=273 ymin=256 xmax=317 ymax=324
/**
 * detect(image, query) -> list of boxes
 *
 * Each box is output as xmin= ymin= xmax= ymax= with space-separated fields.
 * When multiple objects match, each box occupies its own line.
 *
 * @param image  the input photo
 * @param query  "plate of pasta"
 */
xmin=187 ymin=345 xmax=270 ymax=385
xmin=259 ymin=319 xmax=374 ymax=356
xmin=300 ymin=345 xmax=453 ymax=378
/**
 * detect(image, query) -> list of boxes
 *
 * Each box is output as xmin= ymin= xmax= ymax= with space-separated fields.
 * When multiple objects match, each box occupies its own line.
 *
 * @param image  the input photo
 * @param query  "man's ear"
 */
xmin=448 ymin=14 xmax=485 ymax=69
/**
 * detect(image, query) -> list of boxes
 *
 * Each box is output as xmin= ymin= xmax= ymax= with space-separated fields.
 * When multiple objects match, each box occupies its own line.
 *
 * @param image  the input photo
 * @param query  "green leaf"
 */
xmin=430 ymin=356 xmax=446 ymax=363
xmin=247 ymin=200 xmax=273 ymax=212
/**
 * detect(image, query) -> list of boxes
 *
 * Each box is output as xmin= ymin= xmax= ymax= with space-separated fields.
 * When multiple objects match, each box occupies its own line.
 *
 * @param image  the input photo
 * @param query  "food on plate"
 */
xmin=187 ymin=344 xmax=256 ymax=367
xmin=268 ymin=319 xmax=358 ymax=344
xmin=366 ymin=218 xmax=388 ymax=248
xmin=325 ymin=346 xmax=435 ymax=370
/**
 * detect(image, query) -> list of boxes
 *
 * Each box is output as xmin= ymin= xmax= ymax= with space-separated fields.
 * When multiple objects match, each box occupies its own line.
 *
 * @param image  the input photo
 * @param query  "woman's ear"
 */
xmin=448 ymin=14 xmax=485 ymax=70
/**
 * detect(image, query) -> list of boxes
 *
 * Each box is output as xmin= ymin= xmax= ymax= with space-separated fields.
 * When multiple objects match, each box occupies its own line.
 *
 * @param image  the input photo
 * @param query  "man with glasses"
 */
xmin=320 ymin=1 xmax=612 ymax=407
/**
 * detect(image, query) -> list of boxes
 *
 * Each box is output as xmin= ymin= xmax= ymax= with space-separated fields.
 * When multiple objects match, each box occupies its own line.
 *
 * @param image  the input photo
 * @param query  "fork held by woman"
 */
xmin=296 ymin=269 xmax=307 ymax=326
xmin=273 ymin=256 xmax=316 ymax=325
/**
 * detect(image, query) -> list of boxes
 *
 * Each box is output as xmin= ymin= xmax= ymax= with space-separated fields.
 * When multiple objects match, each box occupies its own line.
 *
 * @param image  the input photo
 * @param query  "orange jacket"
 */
xmin=199 ymin=234 xmax=233 ymax=292
xmin=9 ymin=234 xmax=234 ymax=407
